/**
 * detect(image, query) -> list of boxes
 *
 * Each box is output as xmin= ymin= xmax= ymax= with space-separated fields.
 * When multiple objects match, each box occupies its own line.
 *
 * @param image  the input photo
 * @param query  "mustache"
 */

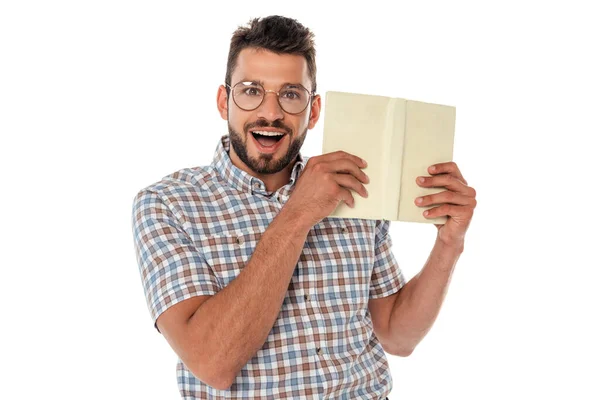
xmin=245 ymin=119 xmax=292 ymax=136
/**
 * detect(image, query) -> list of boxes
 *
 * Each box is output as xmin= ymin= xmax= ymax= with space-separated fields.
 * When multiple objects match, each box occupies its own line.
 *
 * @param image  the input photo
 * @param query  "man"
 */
xmin=131 ymin=15 xmax=477 ymax=399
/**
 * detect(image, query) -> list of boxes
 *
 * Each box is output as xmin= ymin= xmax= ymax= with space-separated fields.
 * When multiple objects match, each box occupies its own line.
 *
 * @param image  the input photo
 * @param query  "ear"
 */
xmin=216 ymin=85 xmax=228 ymax=120
xmin=307 ymin=94 xmax=321 ymax=129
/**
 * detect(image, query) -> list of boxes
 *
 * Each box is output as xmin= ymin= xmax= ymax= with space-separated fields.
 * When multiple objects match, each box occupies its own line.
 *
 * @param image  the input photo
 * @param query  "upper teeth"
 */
xmin=252 ymin=131 xmax=284 ymax=137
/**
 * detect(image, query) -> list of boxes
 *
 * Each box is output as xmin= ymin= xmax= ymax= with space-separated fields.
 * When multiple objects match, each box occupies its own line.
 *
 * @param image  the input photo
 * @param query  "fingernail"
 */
xmin=416 ymin=197 xmax=423 ymax=203
xmin=362 ymin=158 xmax=368 ymax=166
xmin=418 ymin=177 xmax=425 ymax=183
xmin=430 ymin=166 xmax=436 ymax=172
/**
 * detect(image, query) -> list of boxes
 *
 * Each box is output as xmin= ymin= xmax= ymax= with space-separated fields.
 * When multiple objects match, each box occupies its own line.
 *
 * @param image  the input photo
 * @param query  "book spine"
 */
xmin=381 ymin=98 xmax=395 ymax=219
xmin=383 ymin=98 xmax=405 ymax=220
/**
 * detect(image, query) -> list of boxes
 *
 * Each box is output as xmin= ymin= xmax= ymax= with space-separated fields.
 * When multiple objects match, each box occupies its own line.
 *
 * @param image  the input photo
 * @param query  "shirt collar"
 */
xmin=211 ymin=134 xmax=307 ymax=195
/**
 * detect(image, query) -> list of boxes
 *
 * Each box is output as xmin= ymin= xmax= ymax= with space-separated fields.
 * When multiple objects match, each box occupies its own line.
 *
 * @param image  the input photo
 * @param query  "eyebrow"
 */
xmin=240 ymin=79 xmax=305 ymax=88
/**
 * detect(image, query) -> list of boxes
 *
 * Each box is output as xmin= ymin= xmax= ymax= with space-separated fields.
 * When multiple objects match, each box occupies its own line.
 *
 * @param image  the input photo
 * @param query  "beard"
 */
xmin=228 ymin=120 xmax=307 ymax=175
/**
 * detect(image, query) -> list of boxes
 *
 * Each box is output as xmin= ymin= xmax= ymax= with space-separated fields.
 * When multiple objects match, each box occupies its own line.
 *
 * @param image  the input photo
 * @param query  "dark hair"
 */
xmin=225 ymin=15 xmax=317 ymax=94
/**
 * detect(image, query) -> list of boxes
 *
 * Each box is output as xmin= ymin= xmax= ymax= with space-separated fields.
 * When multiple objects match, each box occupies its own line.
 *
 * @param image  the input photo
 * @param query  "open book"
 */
xmin=321 ymin=91 xmax=456 ymax=224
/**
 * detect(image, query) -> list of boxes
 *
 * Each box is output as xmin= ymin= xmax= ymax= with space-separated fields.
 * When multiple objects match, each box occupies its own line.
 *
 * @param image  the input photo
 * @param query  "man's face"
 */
xmin=220 ymin=48 xmax=319 ymax=175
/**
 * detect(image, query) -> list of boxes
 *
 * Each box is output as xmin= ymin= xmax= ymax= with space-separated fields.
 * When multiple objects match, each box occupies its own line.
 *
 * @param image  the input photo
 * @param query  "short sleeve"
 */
xmin=131 ymin=190 xmax=220 ymax=332
xmin=369 ymin=219 xmax=406 ymax=299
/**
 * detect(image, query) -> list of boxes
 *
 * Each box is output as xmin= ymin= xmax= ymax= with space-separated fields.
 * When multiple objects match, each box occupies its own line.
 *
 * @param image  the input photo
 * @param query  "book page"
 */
xmin=322 ymin=91 xmax=392 ymax=219
xmin=397 ymin=100 xmax=456 ymax=224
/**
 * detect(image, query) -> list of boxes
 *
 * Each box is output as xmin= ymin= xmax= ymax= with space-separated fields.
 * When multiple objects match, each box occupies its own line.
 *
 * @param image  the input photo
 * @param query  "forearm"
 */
xmin=389 ymin=238 xmax=463 ymax=355
xmin=186 ymin=206 xmax=311 ymax=386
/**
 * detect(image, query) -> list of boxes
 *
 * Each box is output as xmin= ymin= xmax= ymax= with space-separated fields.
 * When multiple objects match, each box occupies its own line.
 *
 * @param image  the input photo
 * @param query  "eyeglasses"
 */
xmin=225 ymin=81 xmax=315 ymax=115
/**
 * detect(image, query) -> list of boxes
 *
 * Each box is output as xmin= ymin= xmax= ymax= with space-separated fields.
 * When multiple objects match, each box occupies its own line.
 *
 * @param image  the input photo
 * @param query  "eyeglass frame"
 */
xmin=225 ymin=81 xmax=316 ymax=115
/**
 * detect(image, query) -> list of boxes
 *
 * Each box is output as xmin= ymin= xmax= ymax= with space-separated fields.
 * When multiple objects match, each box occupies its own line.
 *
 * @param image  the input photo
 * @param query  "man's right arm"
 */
xmin=156 ymin=205 xmax=312 ymax=390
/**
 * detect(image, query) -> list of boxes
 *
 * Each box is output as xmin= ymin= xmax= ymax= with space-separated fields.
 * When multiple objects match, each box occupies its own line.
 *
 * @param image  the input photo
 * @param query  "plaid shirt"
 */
xmin=131 ymin=134 xmax=406 ymax=399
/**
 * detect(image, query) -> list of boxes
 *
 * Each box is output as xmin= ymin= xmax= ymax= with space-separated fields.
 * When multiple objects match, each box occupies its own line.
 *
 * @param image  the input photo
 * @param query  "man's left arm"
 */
xmin=370 ymin=162 xmax=477 ymax=356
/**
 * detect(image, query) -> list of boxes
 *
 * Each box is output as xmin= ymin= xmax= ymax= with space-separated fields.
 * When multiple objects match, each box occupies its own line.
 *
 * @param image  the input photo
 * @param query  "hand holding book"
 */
xmin=283 ymin=151 xmax=370 ymax=229
xmin=415 ymin=161 xmax=477 ymax=248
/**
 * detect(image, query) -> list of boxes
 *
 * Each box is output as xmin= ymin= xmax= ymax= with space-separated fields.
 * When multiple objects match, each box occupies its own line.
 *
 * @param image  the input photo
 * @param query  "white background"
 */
xmin=1 ymin=1 xmax=598 ymax=399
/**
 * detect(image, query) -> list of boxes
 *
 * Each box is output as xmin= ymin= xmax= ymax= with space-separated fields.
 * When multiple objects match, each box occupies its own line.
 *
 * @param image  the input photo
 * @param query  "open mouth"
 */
xmin=250 ymin=130 xmax=286 ymax=148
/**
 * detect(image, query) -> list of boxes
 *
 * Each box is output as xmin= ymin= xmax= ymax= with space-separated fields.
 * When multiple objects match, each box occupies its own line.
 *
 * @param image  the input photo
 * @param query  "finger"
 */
xmin=337 ymin=186 xmax=355 ymax=208
xmin=327 ymin=159 xmax=370 ymax=184
xmin=415 ymin=191 xmax=477 ymax=208
xmin=416 ymin=174 xmax=474 ymax=197
xmin=334 ymin=185 xmax=354 ymax=208
xmin=423 ymin=204 xmax=473 ymax=219
xmin=428 ymin=162 xmax=467 ymax=185
xmin=334 ymin=173 xmax=369 ymax=199
xmin=320 ymin=150 xmax=367 ymax=169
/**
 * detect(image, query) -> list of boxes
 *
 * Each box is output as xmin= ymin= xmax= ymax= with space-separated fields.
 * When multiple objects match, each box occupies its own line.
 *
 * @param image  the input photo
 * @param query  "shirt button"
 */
xmin=253 ymin=182 xmax=261 ymax=189
xmin=304 ymin=294 xmax=309 ymax=301
xmin=341 ymin=227 xmax=348 ymax=234
xmin=236 ymin=237 xmax=243 ymax=245
xmin=316 ymin=347 xmax=322 ymax=355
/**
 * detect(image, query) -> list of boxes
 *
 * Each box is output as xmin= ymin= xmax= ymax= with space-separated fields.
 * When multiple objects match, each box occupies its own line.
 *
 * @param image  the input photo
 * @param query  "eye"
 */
xmin=242 ymin=86 xmax=263 ymax=96
xmin=281 ymin=90 xmax=301 ymax=100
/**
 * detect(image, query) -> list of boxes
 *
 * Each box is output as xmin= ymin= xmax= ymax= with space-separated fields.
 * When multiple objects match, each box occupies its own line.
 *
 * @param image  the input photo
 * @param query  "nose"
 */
xmin=256 ymin=91 xmax=285 ymax=121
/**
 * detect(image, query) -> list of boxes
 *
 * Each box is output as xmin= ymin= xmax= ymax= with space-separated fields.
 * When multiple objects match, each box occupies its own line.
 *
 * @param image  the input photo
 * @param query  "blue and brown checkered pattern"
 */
xmin=131 ymin=134 xmax=406 ymax=399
